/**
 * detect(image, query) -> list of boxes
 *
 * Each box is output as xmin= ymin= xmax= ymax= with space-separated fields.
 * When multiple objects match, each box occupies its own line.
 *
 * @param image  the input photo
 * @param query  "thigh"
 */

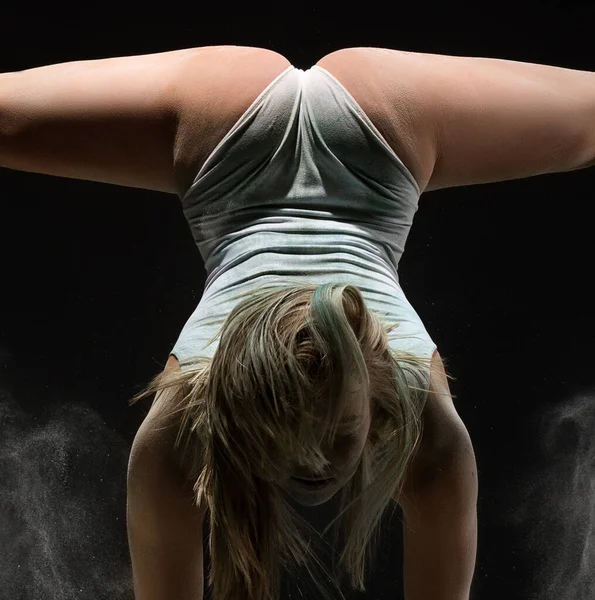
xmin=315 ymin=47 xmax=437 ymax=194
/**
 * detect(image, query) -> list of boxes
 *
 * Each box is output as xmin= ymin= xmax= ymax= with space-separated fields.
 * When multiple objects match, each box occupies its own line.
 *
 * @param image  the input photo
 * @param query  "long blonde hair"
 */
xmin=129 ymin=282 xmax=454 ymax=600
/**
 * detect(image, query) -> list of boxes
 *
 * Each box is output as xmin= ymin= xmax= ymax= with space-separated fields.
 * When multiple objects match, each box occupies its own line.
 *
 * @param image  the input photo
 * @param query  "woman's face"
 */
xmin=279 ymin=388 xmax=371 ymax=507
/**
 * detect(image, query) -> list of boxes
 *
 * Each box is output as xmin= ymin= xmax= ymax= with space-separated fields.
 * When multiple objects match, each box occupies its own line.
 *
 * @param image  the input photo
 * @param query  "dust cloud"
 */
xmin=504 ymin=389 xmax=595 ymax=600
xmin=0 ymin=363 xmax=133 ymax=600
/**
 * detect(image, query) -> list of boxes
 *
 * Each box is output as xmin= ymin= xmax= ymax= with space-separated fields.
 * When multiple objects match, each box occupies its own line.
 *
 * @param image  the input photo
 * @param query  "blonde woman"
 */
xmin=2 ymin=45 xmax=593 ymax=600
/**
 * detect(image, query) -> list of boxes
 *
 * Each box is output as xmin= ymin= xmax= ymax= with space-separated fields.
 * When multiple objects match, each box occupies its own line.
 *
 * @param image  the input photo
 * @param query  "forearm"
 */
xmin=401 ymin=435 xmax=478 ymax=600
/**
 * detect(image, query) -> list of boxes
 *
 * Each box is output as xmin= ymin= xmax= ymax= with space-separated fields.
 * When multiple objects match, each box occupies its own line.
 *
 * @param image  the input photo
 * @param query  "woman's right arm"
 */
xmin=127 ymin=414 xmax=207 ymax=600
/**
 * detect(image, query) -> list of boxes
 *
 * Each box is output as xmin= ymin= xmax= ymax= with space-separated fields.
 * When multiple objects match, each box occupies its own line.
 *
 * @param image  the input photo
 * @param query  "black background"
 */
xmin=1 ymin=2 xmax=594 ymax=599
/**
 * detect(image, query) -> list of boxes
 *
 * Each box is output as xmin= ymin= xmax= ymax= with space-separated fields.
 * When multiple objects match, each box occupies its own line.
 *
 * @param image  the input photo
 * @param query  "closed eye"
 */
xmin=338 ymin=416 xmax=363 ymax=434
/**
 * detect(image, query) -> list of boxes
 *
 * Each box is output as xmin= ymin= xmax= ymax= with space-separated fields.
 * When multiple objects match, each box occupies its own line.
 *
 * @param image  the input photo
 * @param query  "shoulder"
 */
xmin=416 ymin=349 xmax=470 ymax=466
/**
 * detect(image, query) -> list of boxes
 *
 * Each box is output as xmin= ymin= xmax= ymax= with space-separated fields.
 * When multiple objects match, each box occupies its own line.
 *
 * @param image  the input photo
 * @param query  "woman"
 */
xmin=1 ymin=45 xmax=593 ymax=600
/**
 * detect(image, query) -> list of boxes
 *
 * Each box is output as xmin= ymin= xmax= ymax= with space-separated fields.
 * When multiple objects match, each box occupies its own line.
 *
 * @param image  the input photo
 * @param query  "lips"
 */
xmin=291 ymin=476 xmax=334 ymax=490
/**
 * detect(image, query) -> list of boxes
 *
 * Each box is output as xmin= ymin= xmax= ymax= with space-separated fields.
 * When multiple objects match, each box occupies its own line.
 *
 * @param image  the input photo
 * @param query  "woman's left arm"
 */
xmin=398 ymin=425 xmax=478 ymax=600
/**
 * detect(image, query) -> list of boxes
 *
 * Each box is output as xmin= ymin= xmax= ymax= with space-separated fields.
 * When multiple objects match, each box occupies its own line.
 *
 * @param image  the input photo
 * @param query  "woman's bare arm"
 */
xmin=127 ymin=412 xmax=207 ymax=600
xmin=395 ymin=349 xmax=477 ymax=599
xmin=399 ymin=430 xmax=478 ymax=600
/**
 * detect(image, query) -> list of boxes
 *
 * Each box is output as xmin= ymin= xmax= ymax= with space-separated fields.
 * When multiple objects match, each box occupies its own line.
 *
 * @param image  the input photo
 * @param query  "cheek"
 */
xmin=331 ymin=430 xmax=368 ymax=463
xmin=353 ymin=430 xmax=369 ymax=457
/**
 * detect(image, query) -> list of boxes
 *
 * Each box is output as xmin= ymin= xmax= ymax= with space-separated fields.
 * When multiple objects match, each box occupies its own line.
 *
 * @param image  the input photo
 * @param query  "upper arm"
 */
xmin=397 ymin=348 xmax=476 ymax=513
xmin=396 ymin=352 xmax=478 ymax=598
xmin=127 ymin=416 xmax=207 ymax=600
xmin=399 ymin=426 xmax=478 ymax=600
xmin=397 ymin=348 xmax=473 ymax=512
xmin=420 ymin=50 xmax=595 ymax=191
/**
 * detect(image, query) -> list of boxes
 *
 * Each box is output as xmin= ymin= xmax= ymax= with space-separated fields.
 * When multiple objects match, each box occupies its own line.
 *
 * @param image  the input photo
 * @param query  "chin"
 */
xmin=281 ymin=478 xmax=343 ymax=507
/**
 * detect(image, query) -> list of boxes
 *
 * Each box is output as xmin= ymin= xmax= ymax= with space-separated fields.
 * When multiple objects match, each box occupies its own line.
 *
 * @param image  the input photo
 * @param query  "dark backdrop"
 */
xmin=1 ymin=3 xmax=594 ymax=599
